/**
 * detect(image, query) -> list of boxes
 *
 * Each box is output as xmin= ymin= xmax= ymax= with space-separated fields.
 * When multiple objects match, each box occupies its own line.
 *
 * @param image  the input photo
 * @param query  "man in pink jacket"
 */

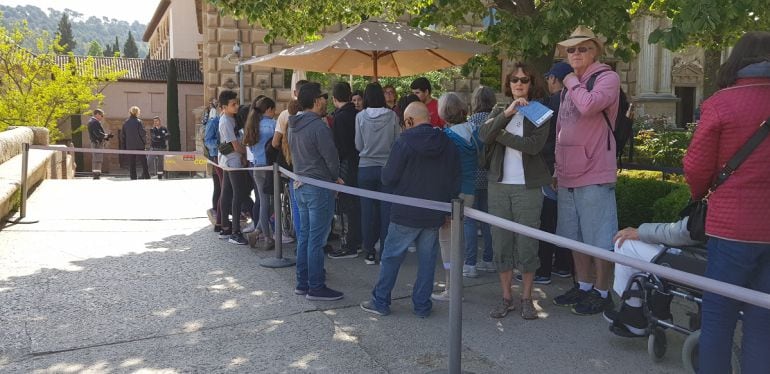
xmin=551 ymin=26 xmax=620 ymax=315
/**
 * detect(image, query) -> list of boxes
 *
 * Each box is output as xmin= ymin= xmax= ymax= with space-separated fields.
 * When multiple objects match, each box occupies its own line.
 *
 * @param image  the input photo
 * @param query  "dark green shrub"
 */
xmin=651 ymin=185 xmax=691 ymax=222
xmin=616 ymin=174 xmax=680 ymax=228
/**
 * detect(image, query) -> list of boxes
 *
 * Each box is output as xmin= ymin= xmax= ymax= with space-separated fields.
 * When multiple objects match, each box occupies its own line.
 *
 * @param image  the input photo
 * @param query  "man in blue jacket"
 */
xmin=361 ymin=102 xmax=461 ymax=318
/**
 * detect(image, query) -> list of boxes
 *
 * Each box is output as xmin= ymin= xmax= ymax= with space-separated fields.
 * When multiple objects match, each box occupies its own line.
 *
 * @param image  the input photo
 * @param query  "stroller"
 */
xmin=610 ymin=245 xmax=741 ymax=373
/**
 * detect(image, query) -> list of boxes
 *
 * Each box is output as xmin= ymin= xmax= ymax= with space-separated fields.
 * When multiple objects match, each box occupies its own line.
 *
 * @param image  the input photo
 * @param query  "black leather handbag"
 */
xmin=685 ymin=117 xmax=769 ymax=242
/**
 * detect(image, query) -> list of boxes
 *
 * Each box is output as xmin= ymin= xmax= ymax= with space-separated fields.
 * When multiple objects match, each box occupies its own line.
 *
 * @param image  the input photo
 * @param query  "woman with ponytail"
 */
xmin=243 ymin=97 xmax=277 ymax=249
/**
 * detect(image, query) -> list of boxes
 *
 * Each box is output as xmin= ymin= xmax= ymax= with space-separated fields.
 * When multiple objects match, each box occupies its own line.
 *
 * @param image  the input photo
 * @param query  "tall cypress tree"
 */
xmin=56 ymin=13 xmax=77 ymax=53
xmin=123 ymin=32 xmax=139 ymax=58
xmin=103 ymin=44 xmax=113 ymax=57
xmin=113 ymin=37 xmax=120 ymax=57
xmin=167 ymin=59 xmax=181 ymax=151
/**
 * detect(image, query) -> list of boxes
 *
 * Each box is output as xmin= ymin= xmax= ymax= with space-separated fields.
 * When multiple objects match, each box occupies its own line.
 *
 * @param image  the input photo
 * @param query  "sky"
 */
xmin=0 ymin=0 xmax=160 ymax=23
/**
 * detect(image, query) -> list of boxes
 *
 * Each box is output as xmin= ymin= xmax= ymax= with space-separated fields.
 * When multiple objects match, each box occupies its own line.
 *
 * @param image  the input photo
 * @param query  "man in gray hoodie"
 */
xmin=288 ymin=82 xmax=344 ymax=301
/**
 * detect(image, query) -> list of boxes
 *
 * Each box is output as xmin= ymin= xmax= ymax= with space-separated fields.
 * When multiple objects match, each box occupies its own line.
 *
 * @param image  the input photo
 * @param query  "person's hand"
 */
xmin=551 ymin=177 xmax=558 ymax=190
xmin=613 ymin=227 xmax=639 ymax=248
xmin=336 ymin=178 xmax=345 ymax=185
xmin=564 ymin=72 xmax=577 ymax=82
xmin=504 ymin=98 xmax=529 ymax=117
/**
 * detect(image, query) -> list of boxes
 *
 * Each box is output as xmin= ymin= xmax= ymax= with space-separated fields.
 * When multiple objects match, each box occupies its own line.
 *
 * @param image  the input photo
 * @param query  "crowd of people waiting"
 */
xmin=201 ymin=27 xmax=770 ymax=373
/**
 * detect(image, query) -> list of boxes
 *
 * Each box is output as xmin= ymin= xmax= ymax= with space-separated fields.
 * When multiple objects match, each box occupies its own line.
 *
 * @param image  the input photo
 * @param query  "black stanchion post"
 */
xmin=260 ymin=163 xmax=295 ymax=268
xmin=19 ymin=143 xmax=29 ymax=219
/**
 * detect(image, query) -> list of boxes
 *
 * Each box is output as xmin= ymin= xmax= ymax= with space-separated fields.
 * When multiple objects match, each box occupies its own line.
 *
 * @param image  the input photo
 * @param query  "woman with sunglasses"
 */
xmin=479 ymin=62 xmax=551 ymax=320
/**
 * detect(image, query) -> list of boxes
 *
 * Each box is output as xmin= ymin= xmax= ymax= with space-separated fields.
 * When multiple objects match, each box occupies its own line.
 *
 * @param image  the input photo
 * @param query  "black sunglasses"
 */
xmin=509 ymin=77 xmax=531 ymax=84
xmin=566 ymin=46 xmax=593 ymax=54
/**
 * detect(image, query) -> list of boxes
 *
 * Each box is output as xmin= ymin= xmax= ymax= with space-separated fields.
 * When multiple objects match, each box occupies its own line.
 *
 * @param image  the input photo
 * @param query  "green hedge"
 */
xmin=615 ymin=172 xmax=690 ymax=228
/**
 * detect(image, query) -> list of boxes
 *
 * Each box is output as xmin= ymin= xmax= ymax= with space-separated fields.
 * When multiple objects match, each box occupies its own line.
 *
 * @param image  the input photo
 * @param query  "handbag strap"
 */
xmin=703 ymin=116 xmax=770 ymax=200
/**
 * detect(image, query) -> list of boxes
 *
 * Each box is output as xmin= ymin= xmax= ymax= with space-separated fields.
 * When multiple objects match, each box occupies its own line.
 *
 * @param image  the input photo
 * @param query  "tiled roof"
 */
xmin=54 ymin=56 xmax=203 ymax=83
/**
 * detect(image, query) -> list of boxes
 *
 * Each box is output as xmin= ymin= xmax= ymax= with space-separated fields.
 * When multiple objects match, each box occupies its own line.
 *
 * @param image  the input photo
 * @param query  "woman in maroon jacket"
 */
xmin=683 ymin=31 xmax=770 ymax=374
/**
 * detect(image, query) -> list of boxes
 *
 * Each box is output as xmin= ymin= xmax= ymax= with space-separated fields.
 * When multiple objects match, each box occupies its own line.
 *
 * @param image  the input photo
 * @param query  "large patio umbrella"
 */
xmin=241 ymin=19 xmax=491 ymax=80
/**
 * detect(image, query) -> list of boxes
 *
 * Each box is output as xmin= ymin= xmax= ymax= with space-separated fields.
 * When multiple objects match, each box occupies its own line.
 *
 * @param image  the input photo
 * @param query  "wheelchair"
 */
xmin=612 ymin=245 xmax=742 ymax=373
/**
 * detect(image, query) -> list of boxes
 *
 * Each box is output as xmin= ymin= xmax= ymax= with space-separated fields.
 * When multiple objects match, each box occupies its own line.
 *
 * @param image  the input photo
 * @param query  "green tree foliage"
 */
xmin=0 ymin=19 xmax=125 ymax=140
xmin=56 ymin=13 xmax=76 ymax=53
xmin=209 ymin=0 xmax=640 ymax=74
xmin=633 ymin=0 xmax=770 ymax=97
xmin=0 ymin=5 xmax=149 ymax=57
xmin=123 ymin=31 xmax=139 ymax=58
xmin=113 ymin=36 xmax=120 ymax=57
xmin=103 ymin=43 xmax=113 ymax=57
xmin=87 ymin=40 xmax=102 ymax=56
xmin=167 ymin=59 xmax=181 ymax=151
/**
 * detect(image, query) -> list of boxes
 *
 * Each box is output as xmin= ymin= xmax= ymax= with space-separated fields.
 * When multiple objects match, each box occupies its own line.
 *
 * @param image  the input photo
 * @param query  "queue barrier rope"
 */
xmin=26 ymin=144 xmax=770 ymax=311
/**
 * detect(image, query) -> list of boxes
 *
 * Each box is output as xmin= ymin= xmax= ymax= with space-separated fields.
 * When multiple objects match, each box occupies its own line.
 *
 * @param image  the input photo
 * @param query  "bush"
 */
xmin=651 ymin=185 xmax=691 ymax=223
xmin=615 ymin=174 xmax=683 ymax=228
xmin=632 ymin=129 xmax=692 ymax=168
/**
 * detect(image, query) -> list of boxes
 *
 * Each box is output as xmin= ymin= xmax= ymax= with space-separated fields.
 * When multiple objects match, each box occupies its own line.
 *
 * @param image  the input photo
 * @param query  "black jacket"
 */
xmin=332 ymin=102 xmax=359 ymax=161
xmin=150 ymin=126 xmax=170 ymax=148
xmin=87 ymin=117 xmax=108 ymax=143
xmin=382 ymin=123 xmax=460 ymax=228
xmin=121 ymin=116 xmax=146 ymax=150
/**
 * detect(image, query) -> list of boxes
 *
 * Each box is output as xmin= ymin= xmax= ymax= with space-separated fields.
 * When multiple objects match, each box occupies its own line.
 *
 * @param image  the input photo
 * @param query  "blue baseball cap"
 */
xmin=545 ymin=62 xmax=573 ymax=81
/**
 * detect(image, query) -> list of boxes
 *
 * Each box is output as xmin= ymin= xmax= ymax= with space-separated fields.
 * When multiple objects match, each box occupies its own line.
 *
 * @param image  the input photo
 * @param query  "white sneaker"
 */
xmin=462 ymin=264 xmax=478 ymax=278
xmin=476 ymin=261 xmax=497 ymax=273
xmin=281 ymin=233 xmax=295 ymax=244
xmin=241 ymin=221 xmax=256 ymax=233
xmin=431 ymin=290 xmax=450 ymax=302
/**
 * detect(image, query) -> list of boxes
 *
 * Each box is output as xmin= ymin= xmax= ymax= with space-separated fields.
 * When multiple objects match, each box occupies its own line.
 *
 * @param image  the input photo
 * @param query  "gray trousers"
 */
xmin=90 ymin=141 xmax=104 ymax=173
xmin=148 ymin=146 xmax=166 ymax=175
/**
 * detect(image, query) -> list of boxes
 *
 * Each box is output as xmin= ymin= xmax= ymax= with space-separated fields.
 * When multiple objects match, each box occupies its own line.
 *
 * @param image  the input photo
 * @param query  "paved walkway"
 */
xmin=0 ymin=178 xmax=690 ymax=373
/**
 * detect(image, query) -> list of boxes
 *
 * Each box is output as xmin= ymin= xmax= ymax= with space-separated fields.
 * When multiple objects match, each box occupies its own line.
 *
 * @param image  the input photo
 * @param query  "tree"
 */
xmin=113 ymin=36 xmax=120 ymax=57
xmin=167 ymin=59 xmax=181 ymax=151
xmin=103 ymin=44 xmax=113 ymax=57
xmin=0 ymin=20 xmax=125 ymax=140
xmin=123 ymin=31 xmax=138 ymax=58
xmin=87 ymin=40 xmax=102 ymax=56
xmin=56 ymin=13 xmax=76 ymax=53
xmin=208 ymin=0 xmax=640 ymax=74
xmin=634 ymin=0 xmax=770 ymax=98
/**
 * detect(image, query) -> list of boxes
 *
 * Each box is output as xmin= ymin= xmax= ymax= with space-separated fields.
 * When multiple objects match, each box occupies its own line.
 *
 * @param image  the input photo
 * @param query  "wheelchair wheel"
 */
xmin=648 ymin=327 xmax=667 ymax=362
xmin=681 ymin=328 xmax=742 ymax=374
xmin=682 ymin=329 xmax=699 ymax=373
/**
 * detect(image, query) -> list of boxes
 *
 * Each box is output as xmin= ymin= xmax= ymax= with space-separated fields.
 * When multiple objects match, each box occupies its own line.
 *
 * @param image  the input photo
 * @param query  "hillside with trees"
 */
xmin=0 ymin=4 xmax=148 ymax=57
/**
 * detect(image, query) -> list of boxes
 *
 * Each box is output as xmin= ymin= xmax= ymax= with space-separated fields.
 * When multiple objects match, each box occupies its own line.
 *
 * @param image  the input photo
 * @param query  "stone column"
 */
xmin=636 ymin=15 xmax=657 ymax=96
xmin=658 ymin=47 xmax=674 ymax=96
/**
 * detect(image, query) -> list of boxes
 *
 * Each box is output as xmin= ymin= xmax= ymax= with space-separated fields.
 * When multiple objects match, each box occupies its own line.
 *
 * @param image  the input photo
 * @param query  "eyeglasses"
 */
xmin=509 ymin=77 xmax=531 ymax=84
xmin=566 ymin=46 xmax=593 ymax=54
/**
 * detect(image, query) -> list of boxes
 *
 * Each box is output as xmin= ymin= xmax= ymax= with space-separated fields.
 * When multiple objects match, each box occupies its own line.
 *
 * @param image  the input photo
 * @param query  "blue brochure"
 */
xmin=518 ymin=101 xmax=554 ymax=127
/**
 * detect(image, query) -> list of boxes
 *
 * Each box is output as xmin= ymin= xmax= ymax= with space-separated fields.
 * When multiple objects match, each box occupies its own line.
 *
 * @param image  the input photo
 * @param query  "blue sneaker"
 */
xmin=360 ymin=301 xmax=389 ymax=316
xmin=572 ymin=289 xmax=614 ymax=316
xmin=553 ymin=285 xmax=588 ymax=307
xmin=514 ymin=274 xmax=552 ymax=285
xmin=305 ymin=286 xmax=344 ymax=301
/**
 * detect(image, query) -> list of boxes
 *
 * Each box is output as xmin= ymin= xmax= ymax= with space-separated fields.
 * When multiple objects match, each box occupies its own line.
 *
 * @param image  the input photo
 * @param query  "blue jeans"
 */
xmin=699 ymin=237 xmax=770 ymax=374
xmin=464 ymin=188 xmax=493 ymax=266
xmin=358 ymin=166 xmax=390 ymax=255
xmin=371 ymin=223 xmax=439 ymax=316
xmin=295 ymin=183 xmax=335 ymax=290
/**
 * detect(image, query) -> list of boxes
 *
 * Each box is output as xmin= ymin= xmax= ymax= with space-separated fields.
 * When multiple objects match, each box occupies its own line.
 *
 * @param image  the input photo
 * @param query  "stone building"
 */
xmin=144 ymin=1 xmax=710 ymax=128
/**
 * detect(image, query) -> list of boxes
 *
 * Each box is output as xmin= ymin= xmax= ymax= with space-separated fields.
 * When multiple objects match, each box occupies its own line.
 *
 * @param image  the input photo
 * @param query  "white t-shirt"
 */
xmin=500 ymin=113 xmax=525 ymax=185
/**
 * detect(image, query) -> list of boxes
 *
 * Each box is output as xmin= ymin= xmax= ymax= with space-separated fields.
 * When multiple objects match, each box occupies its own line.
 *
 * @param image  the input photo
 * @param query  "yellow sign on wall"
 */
xmin=163 ymin=154 xmax=208 ymax=172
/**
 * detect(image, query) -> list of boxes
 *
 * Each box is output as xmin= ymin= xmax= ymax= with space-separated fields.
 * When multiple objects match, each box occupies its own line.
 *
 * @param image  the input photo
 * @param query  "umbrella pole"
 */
xmin=372 ymin=51 xmax=378 ymax=82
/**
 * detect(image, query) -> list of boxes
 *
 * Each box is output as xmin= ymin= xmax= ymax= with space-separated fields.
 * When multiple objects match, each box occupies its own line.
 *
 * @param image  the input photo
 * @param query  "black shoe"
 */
xmin=605 ymin=303 xmax=647 ymax=337
xmin=328 ymin=248 xmax=358 ymax=259
xmin=551 ymin=269 xmax=572 ymax=278
xmin=305 ymin=286 xmax=344 ymax=301
xmin=553 ymin=285 xmax=588 ymax=307
xmin=218 ymin=229 xmax=232 ymax=239
xmin=572 ymin=290 xmax=614 ymax=316
xmin=364 ymin=252 xmax=377 ymax=265
xmin=228 ymin=232 xmax=248 ymax=245
xmin=515 ymin=274 xmax=552 ymax=285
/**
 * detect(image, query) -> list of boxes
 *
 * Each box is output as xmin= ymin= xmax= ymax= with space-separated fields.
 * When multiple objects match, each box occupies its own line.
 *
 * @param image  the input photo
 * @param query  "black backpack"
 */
xmin=586 ymin=69 xmax=633 ymax=159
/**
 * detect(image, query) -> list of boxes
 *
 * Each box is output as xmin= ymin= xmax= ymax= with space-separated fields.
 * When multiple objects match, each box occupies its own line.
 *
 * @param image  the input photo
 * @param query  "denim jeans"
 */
xmin=371 ymin=223 xmax=439 ymax=317
xmin=295 ymin=183 xmax=335 ymax=290
xmin=464 ymin=188 xmax=493 ymax=266
xmin=358 ymin=166 xmax=391 ymax=255
xmin=556 ymin=183 xmax=617 ymax=251
xmin=699 ymin=237 xmax=770 ymax=374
